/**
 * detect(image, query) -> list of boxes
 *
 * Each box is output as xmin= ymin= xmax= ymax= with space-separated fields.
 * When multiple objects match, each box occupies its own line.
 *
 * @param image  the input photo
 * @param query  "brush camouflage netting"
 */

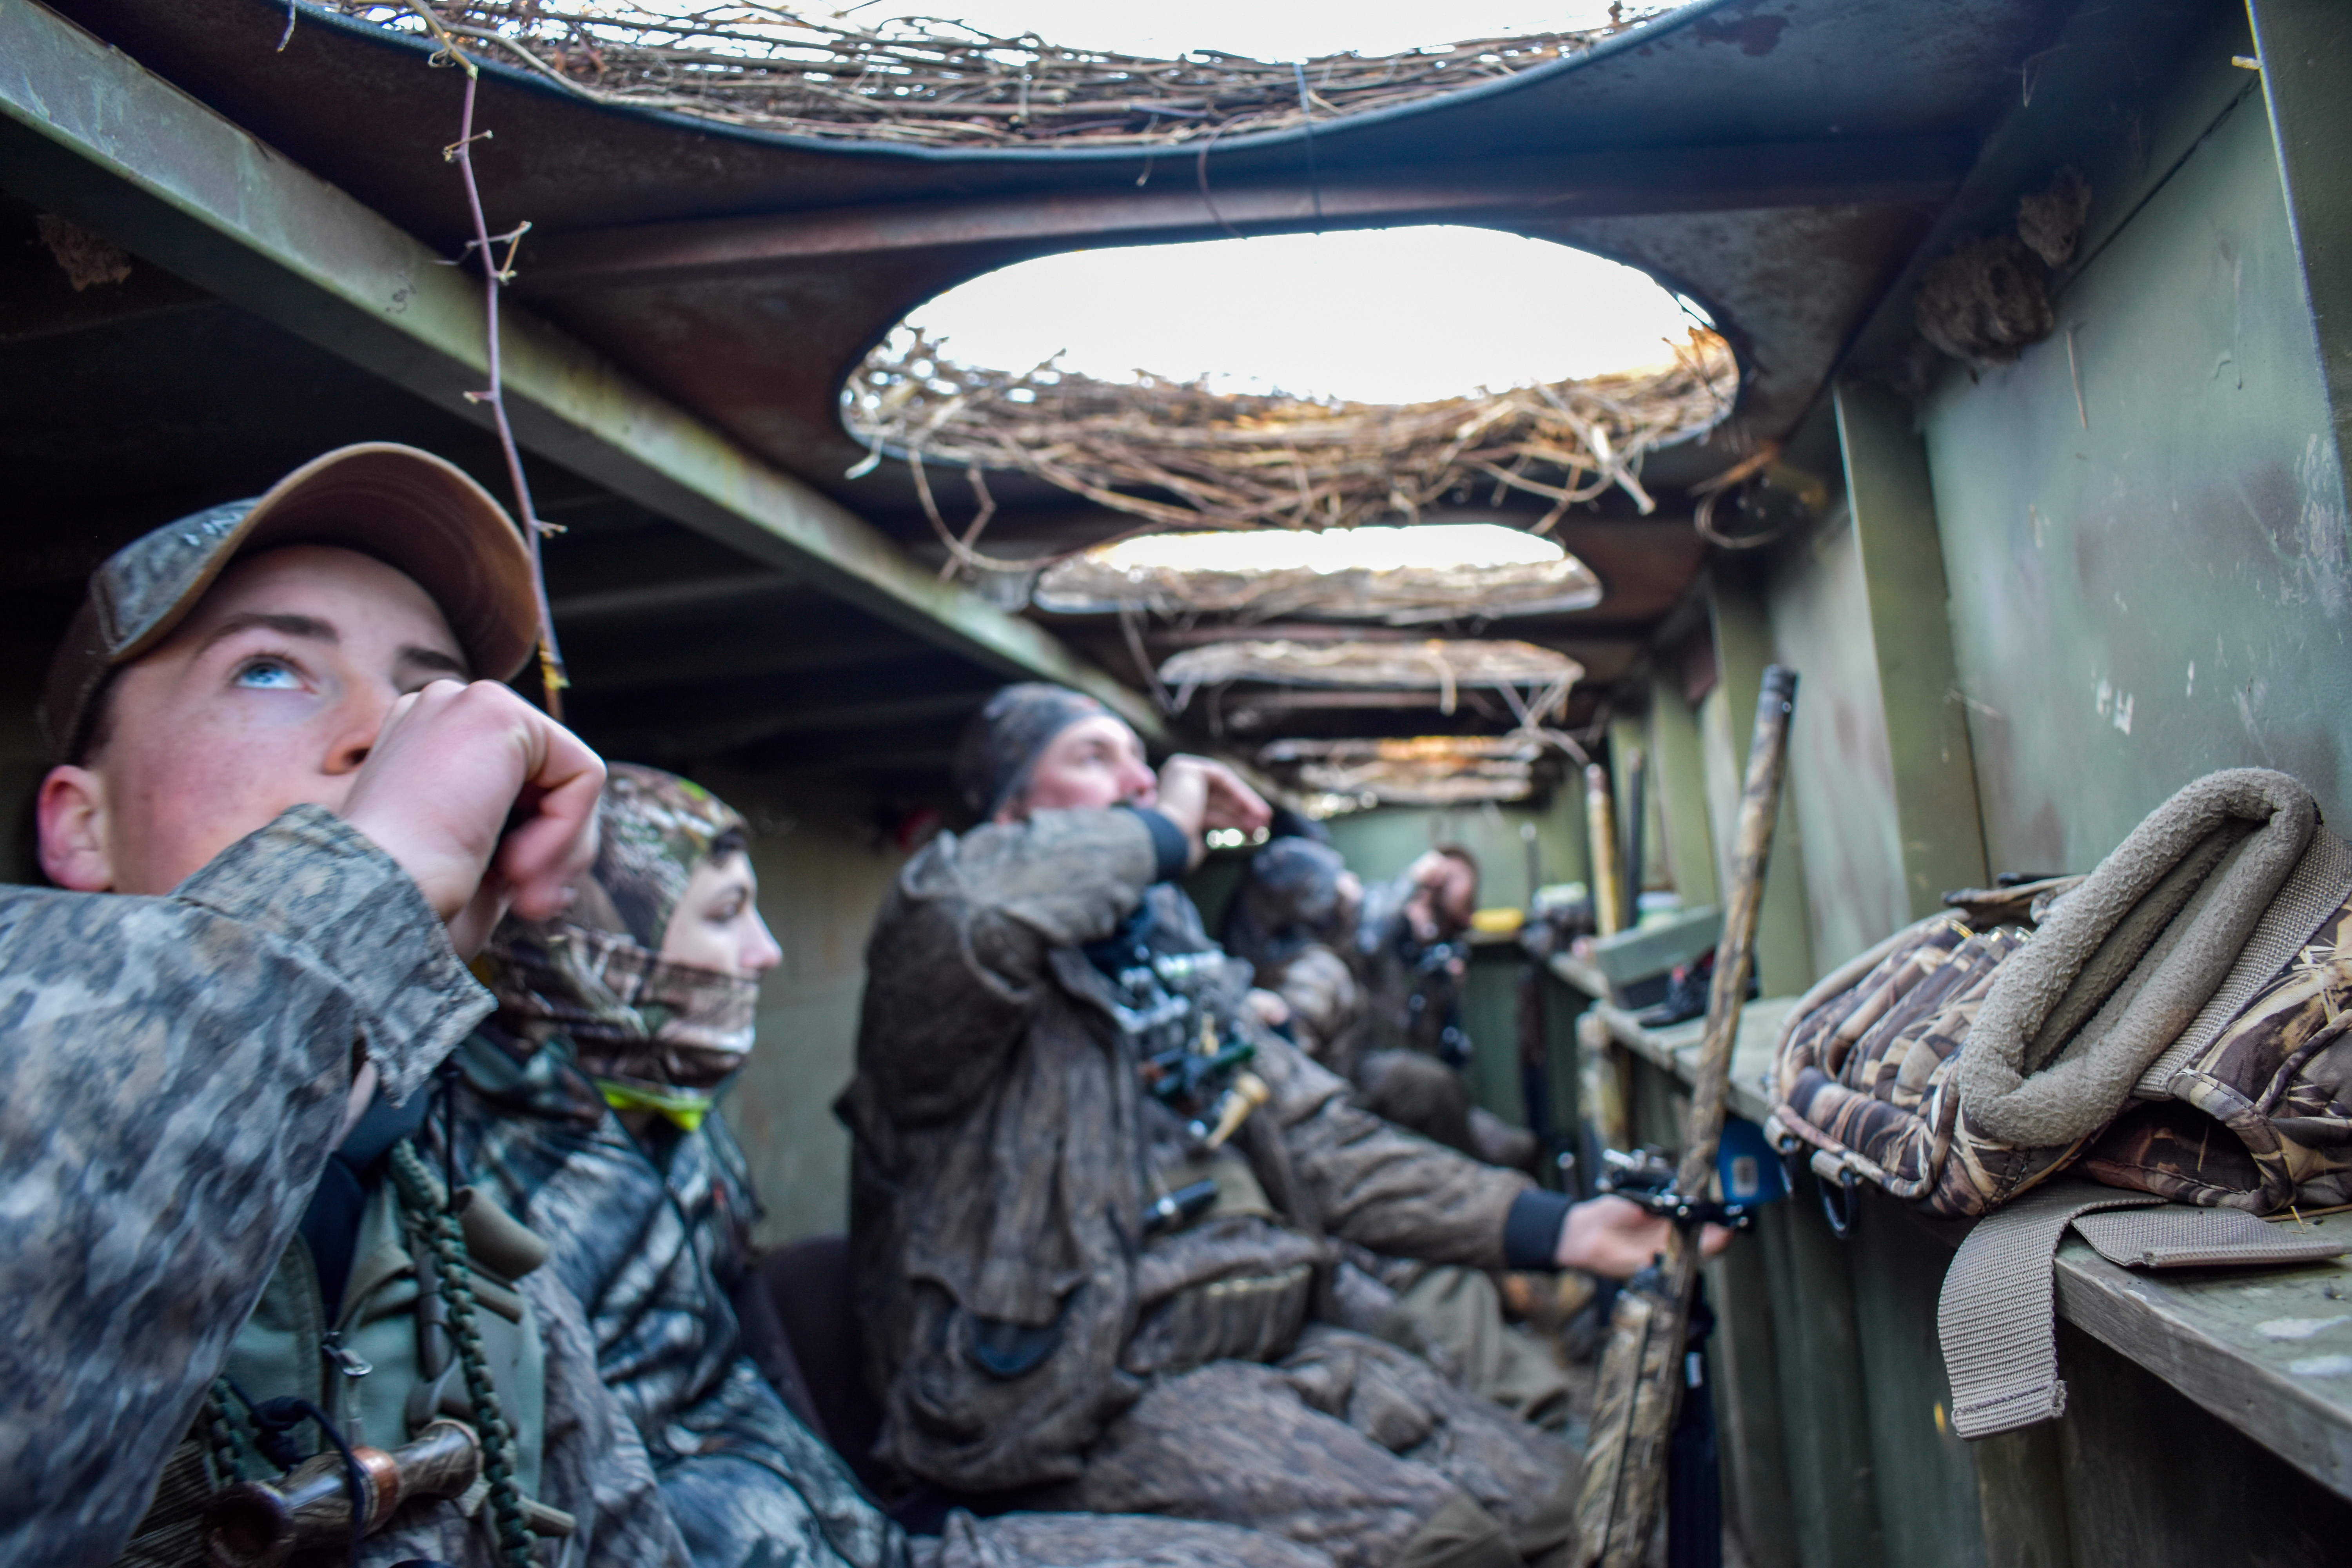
xmin=1158 ymin=637 xmax=1581 ymax=726
xmin=1160 ymin=637 xmax=1580 ymax=689
xmin=1258 ymin=734 xmax=1549 ymax=808
xmin=848 ymin=330 xmax=1739 ymax=552
xmin=321 ymin=3 xmax=1667 ymax=149
xmin=1032 ymin=548 xmax=1603 ymax=624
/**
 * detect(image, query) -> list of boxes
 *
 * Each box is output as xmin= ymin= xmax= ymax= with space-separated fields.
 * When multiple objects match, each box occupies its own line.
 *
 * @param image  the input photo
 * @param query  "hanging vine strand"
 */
xmin=403 ymin=1 xmax=570 ymax=716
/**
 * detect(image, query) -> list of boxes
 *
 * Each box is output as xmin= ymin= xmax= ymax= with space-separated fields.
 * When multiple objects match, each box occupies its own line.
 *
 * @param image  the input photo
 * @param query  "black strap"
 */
xmin=297 ymin=1086 xmax=433 ymax=1321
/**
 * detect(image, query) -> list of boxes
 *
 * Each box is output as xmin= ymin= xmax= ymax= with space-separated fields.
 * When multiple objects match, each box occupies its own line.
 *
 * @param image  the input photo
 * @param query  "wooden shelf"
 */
xmin=1547 ymin=952 xmax=2352 ymax=1502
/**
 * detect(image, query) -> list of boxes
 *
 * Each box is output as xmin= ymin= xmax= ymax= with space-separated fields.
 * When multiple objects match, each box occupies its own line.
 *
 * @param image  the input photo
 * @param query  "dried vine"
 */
xmin=316 ymin=2 xmax=1664 ymax=149
xmin=401 ymin=2 xmax=570 ymax=715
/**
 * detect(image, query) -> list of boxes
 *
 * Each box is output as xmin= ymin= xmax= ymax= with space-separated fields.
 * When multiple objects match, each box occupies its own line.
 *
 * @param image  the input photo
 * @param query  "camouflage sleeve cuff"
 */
xmin=174 ymin=804 xmax=494 ymax=1106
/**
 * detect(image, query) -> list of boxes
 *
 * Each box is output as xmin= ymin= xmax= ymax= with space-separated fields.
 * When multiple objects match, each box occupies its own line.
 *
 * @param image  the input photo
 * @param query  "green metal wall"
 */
xmin=1674 ymin=9 xmax=2352 ymax=1566
xmin=695 ymin=769 xmax=914 ymax=1246
xmin=1320 ymin=793 xmax=1593 ymax=913
xmin=1929 ymin=57 xmax=2352 ymax=873
xmin=1764 ymin=500 xmax=1912 ymax=971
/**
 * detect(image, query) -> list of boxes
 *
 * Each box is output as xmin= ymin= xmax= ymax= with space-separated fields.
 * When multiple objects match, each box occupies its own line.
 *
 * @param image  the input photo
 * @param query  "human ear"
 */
xmin=36 ymin=765 xmax=115 ymax=892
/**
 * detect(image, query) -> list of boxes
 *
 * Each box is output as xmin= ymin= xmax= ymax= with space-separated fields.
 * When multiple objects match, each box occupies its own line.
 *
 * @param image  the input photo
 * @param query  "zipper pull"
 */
xmin=322 ymin=1330 xmax=374 ymax=1380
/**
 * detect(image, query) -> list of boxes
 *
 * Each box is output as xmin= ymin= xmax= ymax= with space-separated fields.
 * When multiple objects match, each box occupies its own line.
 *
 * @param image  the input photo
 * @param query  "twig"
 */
xmin=1194 ymin=125 xmax=1243 ymax=240
xmin=1118 ymin=607 xmax=1177 ymax=714
xmin=406 ymin=1 xmax=569 ymax=715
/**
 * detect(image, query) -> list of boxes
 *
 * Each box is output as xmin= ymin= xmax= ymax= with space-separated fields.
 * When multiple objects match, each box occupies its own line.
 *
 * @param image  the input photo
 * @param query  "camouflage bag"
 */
xmin=1773 ymin=769 xmax=2352 ymax=1221
xmin=2077 ymin=883 xmax=2352 ymax=1213
xmin=1766 ymin=910 xmax=2052 ymax=1221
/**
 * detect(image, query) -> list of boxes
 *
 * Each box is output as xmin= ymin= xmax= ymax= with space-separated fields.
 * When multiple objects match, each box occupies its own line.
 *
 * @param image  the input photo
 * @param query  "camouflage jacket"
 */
xmin=327 ymin=1261 xmax=694 ymax=1568
xmin=1270 ymin=944 xmax=1368 ymax=1076
xmin=840 ymin=809 xmax=1532 ymax=1494
xmin=0 ymin=807 xmax=497 ymax=1565
xmin=1353 ymin=875 xmax=1465 ymax=1067
xmin=446 ymin=1028 xmax=913 ymax=1568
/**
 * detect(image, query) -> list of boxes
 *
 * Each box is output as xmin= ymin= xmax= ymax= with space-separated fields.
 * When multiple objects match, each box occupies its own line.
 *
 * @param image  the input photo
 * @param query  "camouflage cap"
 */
xmin=574 ymin=764 xmax=752 ymax=949
xmin=42 ymin=443 xmax=539 ymax=762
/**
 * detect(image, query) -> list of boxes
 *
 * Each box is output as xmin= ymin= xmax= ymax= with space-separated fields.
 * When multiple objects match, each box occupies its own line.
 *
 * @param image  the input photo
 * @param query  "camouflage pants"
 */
xmin=918 ymin=1511 xmax=1335 ymax=1568
xmin=1378 ymin=1268 xmax=1573 ymax=1434
xmin=1037 ymin=1327 xmax=1579 ymax=1568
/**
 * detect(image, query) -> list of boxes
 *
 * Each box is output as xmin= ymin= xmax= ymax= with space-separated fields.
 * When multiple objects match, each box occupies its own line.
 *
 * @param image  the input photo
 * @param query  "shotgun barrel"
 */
xmin=1573 ymin=666 xmax=1797 ymax=1568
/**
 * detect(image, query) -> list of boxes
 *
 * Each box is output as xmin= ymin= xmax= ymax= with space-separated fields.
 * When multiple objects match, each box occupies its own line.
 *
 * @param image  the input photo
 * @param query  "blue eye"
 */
xmin=235 ymin=659 xmax=301 ymax=690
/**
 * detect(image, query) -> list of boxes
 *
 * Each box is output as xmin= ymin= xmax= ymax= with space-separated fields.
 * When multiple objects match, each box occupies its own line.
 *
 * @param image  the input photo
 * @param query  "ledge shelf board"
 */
xmin=2055 ymin=1230 xmax=2352 ymax=1502
xmin=1562 ymin=953 xmax=2352 ymax=1503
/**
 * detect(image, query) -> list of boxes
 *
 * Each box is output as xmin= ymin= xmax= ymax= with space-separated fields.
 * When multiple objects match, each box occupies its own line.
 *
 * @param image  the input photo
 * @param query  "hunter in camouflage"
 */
xmin=1347 ymin=849 xmax=1534 ymax=1172
xmin=457 ymin=763 xmax=1329 ymax=1568
xmin=1223 ymin=835 xmax=1573 ymax=1430
xmin=843 ymin=686 xmax=1693 ymax=1568
xmin=1 ymin=445 xmax=643 ymax=1566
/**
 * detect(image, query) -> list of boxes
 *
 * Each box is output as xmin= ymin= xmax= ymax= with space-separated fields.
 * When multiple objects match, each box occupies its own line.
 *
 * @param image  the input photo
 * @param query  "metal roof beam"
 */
xmin=0 ymin=0 xmax=1162 ymax=738
xmin=521 ymin=137 xmax=1973 ymax=293
xmin=592 ymin=688 xmax=991 ymax=759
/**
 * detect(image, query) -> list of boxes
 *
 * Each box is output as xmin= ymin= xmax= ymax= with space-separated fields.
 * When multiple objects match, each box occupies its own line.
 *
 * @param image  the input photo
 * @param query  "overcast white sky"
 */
xmin=908 ymin=228 xmax=1708 ymax=405
xmin=867 ymin=5 xmax=1696 ymax=404
xmin=835 ymin=0 xmax=1637 ymax=58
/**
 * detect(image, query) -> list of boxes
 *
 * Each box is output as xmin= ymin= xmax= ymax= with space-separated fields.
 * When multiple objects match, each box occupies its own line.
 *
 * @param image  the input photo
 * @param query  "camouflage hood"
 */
xmin=488 ymin=765 xmax=757 ymax=1120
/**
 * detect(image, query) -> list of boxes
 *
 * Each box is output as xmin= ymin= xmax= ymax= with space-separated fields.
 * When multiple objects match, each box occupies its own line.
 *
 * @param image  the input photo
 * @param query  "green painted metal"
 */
xmin=1928 ymin=38 xmax=2352 ymax=871
xmin=1748 ymin=1176 xmax=1885 ymax=1568
xmin=1319 ymin=799 xmax=1591 ymax=913
xmin=1762 ymin=501 xmax=1913 ymax=969
xmin=0 ymin=0 xmax=1160 ymax=736
xmin=1844 ymin=1191 xmax=2002 ymax=1568
xmin=1705 ymin=1212 xmax=1801 ymax=1568
xmin=2248 ymin=0 xmax=2352 ymax=514
xmin=1834 ymin=381 xmax=1993 ymax=919
xmin=1970 ymin=1427 xmax=2074 ymax=1568
xmin=2052 ymin=1323 xmax=2352 ymax=1566
xmin=1644 ymin=672 xmax=1722 ymax=909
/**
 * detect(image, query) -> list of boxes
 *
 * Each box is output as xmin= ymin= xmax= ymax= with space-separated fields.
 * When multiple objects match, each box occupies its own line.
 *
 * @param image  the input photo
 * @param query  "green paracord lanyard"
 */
xmin=385 ymin=1139 xmax=535 ymax=1568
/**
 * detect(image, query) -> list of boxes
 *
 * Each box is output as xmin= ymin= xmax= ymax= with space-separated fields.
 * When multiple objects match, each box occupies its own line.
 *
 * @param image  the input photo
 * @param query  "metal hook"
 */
xmin=1818 ymin=1165 xmax=1861 ymax=1240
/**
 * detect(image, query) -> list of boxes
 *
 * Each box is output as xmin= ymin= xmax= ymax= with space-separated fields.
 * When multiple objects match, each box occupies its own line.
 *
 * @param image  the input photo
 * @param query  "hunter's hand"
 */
xmin=1555 ymin=1194 xmax=1733 ymax=1279
xmin=338 ymin=678 xmax=605 ymax=956
xmin=1154 ymin=755 xmax=1273 ymax=867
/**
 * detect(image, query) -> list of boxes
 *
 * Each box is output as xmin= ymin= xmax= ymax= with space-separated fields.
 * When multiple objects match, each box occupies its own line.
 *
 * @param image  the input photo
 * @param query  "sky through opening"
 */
xmin=904 ymin=227 xmax=1710 ymax=406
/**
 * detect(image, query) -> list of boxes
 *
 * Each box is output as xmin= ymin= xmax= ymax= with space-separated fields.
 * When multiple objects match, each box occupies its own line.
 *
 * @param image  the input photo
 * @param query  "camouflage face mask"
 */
xmin=486 ymin=764 xmax=759 ymax=1129
xmin=590 ymin=764 xmax=753 ymax=948
xmin=487 ymin=921 xmax=756 ymax=1128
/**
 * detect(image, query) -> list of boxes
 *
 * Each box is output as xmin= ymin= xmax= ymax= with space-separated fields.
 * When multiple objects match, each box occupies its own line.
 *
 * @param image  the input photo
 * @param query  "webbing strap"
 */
xmin=1938 ymin=1183 xmax=2161 ymax=1438
xmin=2070 ymin=1204 xmax=2346 ymax=1269
xmin=1936 ymin=1180 xmax=2345 ymax=1439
